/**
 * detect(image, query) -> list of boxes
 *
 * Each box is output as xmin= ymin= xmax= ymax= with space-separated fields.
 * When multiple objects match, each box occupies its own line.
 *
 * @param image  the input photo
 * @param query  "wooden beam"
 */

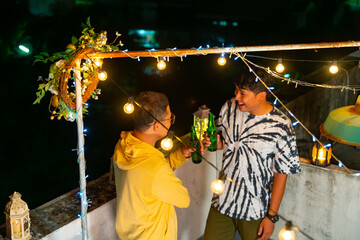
xmin=85 ymin=41 xmax=360 ymax=59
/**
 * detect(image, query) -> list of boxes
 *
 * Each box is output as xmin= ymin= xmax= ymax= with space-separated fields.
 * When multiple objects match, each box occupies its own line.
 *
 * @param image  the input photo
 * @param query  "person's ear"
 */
xmin=153 ymin=121 xmax=160 ymax=130
xmin=257 ymin=92 xmax=266 ymax=101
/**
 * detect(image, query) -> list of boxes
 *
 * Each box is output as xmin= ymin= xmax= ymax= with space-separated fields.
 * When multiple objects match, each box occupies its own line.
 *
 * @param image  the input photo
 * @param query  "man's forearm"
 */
xmin=268 ymin=173 xmax=288 ymax=215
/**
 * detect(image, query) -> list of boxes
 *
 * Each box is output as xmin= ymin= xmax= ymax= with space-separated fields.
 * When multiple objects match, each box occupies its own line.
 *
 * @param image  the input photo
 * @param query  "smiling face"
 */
xmin=234 ymin=86 xmax=265 ymax=115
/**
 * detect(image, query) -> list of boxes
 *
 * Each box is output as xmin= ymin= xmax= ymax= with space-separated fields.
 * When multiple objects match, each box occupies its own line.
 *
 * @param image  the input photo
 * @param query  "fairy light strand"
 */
xmin=235 ymin=52 xmax=356 ymax=176
xmin=242 ymin=56 xmax=360 ymax=92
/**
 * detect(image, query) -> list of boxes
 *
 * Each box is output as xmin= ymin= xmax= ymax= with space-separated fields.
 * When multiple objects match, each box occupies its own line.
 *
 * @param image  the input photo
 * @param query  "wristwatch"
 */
xmin=266 ymin=212 xmax=279 ymax=223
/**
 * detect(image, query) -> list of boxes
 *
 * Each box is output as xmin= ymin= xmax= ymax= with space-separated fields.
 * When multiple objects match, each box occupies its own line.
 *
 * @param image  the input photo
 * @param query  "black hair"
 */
xmin=132 ymin=91 xmax=169 ymax=132
xmin=233 ymin=66 xmax=273 ymax=94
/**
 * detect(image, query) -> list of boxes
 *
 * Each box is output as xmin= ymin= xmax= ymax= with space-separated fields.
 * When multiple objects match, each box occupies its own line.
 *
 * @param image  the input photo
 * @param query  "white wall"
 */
xmin=39 ymin=152 xmax=360 ymax=240
xmin=41 ymin=199 xmax=118 ymax=240
xmin=274 ymin=163 xmax=360 ymax=240
xmin=176 ymin=151 xmax=360 ymax=240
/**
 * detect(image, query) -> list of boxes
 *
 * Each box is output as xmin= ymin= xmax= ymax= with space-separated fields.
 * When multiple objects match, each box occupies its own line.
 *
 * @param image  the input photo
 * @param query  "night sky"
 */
xmin=1 ymin=0 xmax=360 ymax=224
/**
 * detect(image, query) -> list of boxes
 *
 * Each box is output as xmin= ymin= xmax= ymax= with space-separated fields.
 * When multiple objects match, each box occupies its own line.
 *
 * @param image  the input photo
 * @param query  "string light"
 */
xmin=217 ymin=53 xmax=226 ymax=66
xmin=211 ymin=179 xmax=225 ymax=194
xmin=157 ymin=59 xmax=166 ymax=70
xmin=160 ymin=131 xmax=174 ymax=151
xmin=123 ymin=97 xmax=135 ymax=114
xmin=329 ymin=60 xmax=339 ymax=74
xmin=98 ymin=69 xmax=108 ymax=81
xmin=292 ymin=121 xmax=299 ymax=126
xmin=276 ymin=58 xmax=285 ymax=73
xmin=93 ymin=58 xmax=103 ymax=67
xmin=279 ymin=221 xmax=296 ymax=240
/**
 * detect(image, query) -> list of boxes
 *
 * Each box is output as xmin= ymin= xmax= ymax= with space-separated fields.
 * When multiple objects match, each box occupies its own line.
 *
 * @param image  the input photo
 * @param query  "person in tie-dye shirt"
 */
xmin=203 ymin=66 xmax=301 ymax=240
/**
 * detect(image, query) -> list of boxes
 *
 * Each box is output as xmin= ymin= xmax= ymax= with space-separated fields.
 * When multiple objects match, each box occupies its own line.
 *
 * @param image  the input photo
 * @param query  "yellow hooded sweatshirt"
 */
xmin=113 ymin=131 xmax=190 ymax=240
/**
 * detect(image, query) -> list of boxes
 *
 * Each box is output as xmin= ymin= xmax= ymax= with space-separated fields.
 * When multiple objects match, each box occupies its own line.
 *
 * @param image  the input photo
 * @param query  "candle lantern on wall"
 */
xmin=193 ymin=105 xmax=210 ymax=141
xmin=5 ymin=192 xmax=31 ymax=240
xmin=311 ymin=142 xmax=332 ymax=167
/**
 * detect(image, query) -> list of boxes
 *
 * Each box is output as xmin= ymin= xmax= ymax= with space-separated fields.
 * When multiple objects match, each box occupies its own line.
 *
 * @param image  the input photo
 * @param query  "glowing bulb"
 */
xmin=329 ymin=61 xmax=338 ymax=74
xmin=276 ymin=59 xmax=285 ymax=73
xmin=94 ymin=58 xmax=103 ymax=67
xmin=157 ymin=60 xmax=166 ymax=70
xmin=217 ymin=57 xmax=226 ymax=66
xmin=278 ymin=228 xmax=296 ymax=240
xmin=98 ymin=70 xmax=108 ymax=81
xmin=211 ymin=179 xmax=225 ymax=195
xmin=161 ymin=137 xmax=173 ymax=151
xmin=123 ymin=102 xmax=135 ymax=114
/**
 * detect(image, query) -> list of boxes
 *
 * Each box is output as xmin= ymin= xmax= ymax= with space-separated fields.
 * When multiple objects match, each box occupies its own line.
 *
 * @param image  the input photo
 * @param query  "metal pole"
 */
xmin=74 ymin=59 xmax=88 ymax=240
xmin=86 ymin=41 xmax=360 ymax=59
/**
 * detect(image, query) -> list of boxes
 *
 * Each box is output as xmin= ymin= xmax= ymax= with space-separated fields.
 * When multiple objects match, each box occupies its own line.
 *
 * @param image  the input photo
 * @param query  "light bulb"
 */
xmin=217 ymin=57 xmax=226 ymax=66
xmin=329 ymin=61 xmax=338 ymax=74
xmin=157 ymin=60 xmax=166 ymax=70
xmin=94 ymin=58 xmax=103 ymax=67
xmin=278 ymin=228 xmax=296 ymax=240
xmin=211 ymin=179 xmax=225 ymax=195
xmin=98 ymin=70 xmax=108 ymax=81
xmin=123 ymin=102 xmax=135 ymax=114
xmin=276 ymin=59 xmax=285 ymax=73
xmin=161 ymin=137 xmax=173 ymax=151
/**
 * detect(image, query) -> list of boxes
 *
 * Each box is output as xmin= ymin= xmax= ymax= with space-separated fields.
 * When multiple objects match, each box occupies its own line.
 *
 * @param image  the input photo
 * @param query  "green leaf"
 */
xmin=38 ymin=83 xmax=45 ymax=90
xmin=71 ymin=36 xmax=78 ymax=45
xmin=65 ymin=48 xmax=75 ymax=54
xmin=33 ymin=59 xmax=42 ymax=65
xmin=45 ymin=83 xmax=50 ymax=91
xmin=40 ymin=89 xmax=45 ymax=99
xmin=40 ymin=52 xmax=49 ymax=57
xmin=111 ymin=46 xmax=119 ymax=51
xmin=86 ymin=16 xmax=91 ymax=27
xmin=34 ymin=55 xmax=44 ymax=60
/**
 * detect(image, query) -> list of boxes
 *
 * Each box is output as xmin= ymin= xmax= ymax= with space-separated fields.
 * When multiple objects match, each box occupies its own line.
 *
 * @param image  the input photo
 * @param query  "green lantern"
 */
xmin=193 ymin=105 xmax=210 ymax=141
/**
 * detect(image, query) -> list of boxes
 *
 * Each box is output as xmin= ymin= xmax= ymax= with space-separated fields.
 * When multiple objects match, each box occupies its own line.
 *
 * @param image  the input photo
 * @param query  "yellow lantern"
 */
xmin=311 ymin=142 xmax=332 ymax=167
xmin=5 ymin=192 xmax=31 ymax=240
xmin=193 ymin=105 xmax=211 ymax=141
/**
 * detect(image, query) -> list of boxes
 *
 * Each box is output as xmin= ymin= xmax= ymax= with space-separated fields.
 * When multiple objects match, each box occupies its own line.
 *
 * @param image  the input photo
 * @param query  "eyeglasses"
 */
xmin=148 ymin=112 xmax=176 ymax=126
xmin=163 ymin=112 xmax=176 ymax=125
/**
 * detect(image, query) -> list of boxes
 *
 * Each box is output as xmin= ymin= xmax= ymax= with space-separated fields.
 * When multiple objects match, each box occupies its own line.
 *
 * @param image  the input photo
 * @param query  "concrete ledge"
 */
xmin=0 ymin=173 xmax=116 ymax=240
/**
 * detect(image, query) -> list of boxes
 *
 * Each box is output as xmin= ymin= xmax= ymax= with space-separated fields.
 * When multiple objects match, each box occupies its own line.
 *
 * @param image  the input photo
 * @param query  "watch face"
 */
xmin=267 ymin=213 xmax=279 ymax=223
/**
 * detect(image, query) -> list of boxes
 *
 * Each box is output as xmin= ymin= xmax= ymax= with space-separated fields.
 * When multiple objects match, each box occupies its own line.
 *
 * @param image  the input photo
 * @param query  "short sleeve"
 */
xmin=272 ymin=123 xmax=301 ymax=174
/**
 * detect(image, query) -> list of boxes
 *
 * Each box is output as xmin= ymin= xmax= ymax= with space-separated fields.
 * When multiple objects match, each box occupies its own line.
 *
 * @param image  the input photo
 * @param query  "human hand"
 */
xmin=257 ymin=217 xmax=275 ymax=240
xmin=181 ymin=141 xmax=203 ymax=158
xmin=202 ymin=133 xmax=223 ymax=150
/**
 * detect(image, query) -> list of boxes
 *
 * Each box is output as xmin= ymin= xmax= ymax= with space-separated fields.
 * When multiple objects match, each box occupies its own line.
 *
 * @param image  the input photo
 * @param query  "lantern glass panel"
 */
xmin=311 ymin=143 xmax=331 ymax=167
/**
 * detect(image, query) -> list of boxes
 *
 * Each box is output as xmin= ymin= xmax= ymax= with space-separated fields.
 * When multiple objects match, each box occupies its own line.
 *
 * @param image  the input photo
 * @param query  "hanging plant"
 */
xmin=33 ymin=17 xmax=123 ymax=121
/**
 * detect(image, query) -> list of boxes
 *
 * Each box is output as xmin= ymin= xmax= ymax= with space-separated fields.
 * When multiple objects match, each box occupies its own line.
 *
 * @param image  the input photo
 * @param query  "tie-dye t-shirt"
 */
xmin=212 ymin=98 xmax=301 ymax=221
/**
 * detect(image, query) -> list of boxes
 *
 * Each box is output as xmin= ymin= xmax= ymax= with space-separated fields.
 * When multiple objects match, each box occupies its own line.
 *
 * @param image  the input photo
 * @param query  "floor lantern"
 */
xmin=5 ymin=192 xmax=31 ymax=240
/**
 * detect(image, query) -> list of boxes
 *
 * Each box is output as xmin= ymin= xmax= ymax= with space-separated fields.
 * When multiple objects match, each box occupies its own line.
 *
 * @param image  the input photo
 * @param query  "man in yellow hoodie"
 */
xmin=113 ymin=91 xmax=196 ymax=240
